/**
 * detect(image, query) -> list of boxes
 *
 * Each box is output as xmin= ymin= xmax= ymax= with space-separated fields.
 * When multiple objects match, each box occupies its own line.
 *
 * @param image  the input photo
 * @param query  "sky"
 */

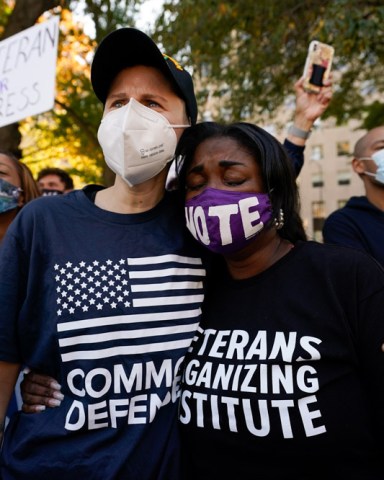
xmin=135 ymin=0 xmax=165 ymax=31
xmin=73 ymin=0 xmax=165 ymax=37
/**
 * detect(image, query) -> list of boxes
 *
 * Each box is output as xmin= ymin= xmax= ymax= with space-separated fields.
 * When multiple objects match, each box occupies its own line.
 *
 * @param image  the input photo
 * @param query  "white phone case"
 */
xmin=303 ymin=41 xmax=334 ymax=93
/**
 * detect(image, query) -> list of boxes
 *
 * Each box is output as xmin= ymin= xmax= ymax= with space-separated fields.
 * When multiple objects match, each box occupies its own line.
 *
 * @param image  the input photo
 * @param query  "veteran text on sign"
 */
xmin=0 ymin=16 xmax=59 ymax=128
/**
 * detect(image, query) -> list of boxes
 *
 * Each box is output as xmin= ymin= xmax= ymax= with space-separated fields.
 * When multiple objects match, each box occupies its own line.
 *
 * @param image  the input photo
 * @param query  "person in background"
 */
xmin=175 ymin=121 xmax=384 ymax=479
xmin=0 ymin=149 xmax=40 ymax=243
xmin=0 ymin=150 xmax=40 ymax=429
xmin=322 ymin=126 xmax=384 ymax=265
xmin=37 ymin=166 xmax=74 ymax=195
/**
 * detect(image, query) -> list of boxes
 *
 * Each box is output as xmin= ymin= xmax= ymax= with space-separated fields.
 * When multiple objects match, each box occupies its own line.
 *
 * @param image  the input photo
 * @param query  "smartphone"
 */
xmin=303 ymin=40 xmax=334 ymax=93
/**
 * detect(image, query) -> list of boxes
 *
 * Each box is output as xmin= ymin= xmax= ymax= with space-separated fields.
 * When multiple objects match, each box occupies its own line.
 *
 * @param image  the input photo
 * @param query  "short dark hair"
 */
xmin=175 ymin=122 xmax=306 ymax=244
xmin=37 ymin=167 xmax=74 ymax=190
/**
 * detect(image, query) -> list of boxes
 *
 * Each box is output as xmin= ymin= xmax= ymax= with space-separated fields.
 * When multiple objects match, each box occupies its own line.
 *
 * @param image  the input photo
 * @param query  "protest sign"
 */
xmin=0 ymin=15 xmax=59 ymax=128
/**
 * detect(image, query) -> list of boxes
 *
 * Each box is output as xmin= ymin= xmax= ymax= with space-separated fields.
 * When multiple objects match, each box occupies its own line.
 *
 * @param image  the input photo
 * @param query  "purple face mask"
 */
xmin=185 ymin=187 xmax=273 ymax=254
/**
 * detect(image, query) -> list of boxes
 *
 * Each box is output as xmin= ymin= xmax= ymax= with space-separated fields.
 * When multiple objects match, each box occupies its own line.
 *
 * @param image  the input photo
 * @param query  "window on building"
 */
xmin=337 ymin=170 xmax=351 ymax=185
xmin=337 ymin=199 xmax=348 ymax=208
xmin=312 ymin=172 xmax=324 ymax=188
xmin=311 ymin=201 xmax=325 ymax=242
xmin=311 ymin=145 xmax=323 ymax=161
xmin=312 ymin=201 xmax=325 ymax=218
xmin=337 ymin=141 xmax=350 ymax=156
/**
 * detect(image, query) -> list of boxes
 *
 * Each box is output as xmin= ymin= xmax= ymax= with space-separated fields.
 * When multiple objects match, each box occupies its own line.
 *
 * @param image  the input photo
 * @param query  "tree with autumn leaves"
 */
xmin=1 ymin=0 xmax=384 ymax=186
xmin=0 ymin=0 xmax=141 ymax=186
xmin=155 ymin=0 xmax=384 ymax=126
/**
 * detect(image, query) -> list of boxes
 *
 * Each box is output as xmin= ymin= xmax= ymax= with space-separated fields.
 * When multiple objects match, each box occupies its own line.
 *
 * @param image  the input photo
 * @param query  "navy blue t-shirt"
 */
xmin=0 ymin=186 xmax=206 ymax=480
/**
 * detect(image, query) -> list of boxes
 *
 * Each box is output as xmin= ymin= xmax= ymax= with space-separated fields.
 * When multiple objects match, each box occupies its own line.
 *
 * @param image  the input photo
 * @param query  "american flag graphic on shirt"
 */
xmin=54 ymin=254 xmax=206 ymax=363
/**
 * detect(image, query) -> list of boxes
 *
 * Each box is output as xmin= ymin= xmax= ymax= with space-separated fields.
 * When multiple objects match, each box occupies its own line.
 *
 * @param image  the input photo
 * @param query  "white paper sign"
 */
xmin=0 ymin=15 xmax=60 ymax=128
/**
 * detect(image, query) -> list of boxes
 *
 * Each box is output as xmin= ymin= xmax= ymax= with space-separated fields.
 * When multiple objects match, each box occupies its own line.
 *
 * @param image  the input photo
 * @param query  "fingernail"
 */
xmin=36 ymin=405 xmax=46 ymax=412
xmin=53 ymin=392 xmax=64 ymax=401
xmin=48 ymin=399 xmax=62 ymax=407
xmin=50 ymin=381 xmax=61 ymax=390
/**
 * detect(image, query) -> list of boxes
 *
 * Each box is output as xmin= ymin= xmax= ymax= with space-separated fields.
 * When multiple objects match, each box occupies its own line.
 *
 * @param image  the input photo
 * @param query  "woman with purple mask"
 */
xmin=175 ymin=122 xmax=384 ymax=479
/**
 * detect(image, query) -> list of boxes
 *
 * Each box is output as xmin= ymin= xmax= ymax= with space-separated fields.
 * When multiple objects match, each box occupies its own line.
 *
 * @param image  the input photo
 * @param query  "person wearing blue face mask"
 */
xmin=323 ymin=126 xmax=384 ymax=266
xmin=0 ymin=150 xmax=40 ymax=433
xmin=0 ymin=150 xmax=40 ymax=243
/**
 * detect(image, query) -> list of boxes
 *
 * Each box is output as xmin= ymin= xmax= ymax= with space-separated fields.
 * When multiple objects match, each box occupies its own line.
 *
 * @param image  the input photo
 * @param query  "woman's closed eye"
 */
xmin=186 ymin=180 xmax=206 ymax=192
xmin=185 ymin=177 xmax=247 ymax=191
xmin=224 ymin=178 xmax=246 ymax=187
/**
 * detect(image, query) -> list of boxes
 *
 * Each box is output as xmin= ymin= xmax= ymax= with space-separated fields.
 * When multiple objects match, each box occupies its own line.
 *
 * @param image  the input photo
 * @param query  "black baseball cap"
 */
xmin=91 ymin=27 xmax=198 ymax=124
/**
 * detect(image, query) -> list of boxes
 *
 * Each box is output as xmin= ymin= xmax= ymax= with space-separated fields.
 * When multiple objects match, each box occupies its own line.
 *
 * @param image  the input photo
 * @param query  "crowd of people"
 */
xmin=0 ymin=23 xmax=383 ymax=480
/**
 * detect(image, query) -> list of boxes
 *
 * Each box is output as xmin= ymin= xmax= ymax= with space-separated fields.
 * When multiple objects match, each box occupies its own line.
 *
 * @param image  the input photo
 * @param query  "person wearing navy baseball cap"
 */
xmin=0 ymin=26 xmax=205 ymax=480
xmin=91 ymin=27 xmax=198 ymax=125
xmin=89 ymin=27 xmax=197 ymax=189
xmin=12 ymin=27 xmax=333 ymax=480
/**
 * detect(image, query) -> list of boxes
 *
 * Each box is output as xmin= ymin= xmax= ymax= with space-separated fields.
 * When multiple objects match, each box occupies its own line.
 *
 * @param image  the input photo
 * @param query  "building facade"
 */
xmin=295 ymin=120 xmax=365 ymax=241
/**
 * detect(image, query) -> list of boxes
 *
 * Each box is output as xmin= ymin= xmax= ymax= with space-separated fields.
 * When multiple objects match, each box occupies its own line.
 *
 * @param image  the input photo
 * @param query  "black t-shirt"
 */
xmin=180 ymin=241 xmax=384 ymax=479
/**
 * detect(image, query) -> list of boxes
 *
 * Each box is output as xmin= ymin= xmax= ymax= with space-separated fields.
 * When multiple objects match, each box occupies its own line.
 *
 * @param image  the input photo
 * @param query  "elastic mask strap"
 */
xmin=357 ymin=156 xmax=377 ymax=176
xmin=357 ymin=158 xmax=375 ymax=177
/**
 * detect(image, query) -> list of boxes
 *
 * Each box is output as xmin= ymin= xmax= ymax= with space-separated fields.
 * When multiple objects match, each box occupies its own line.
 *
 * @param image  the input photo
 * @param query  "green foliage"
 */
xmin=154 ymin=0 xmax=384 ymax=125
xmin=0 ymin=1 xmax=14 ymax=32
xmin=9 ymin=0 xmax=384 ymax=187
xmin=361 ymin=101 xmax=384 ymax=130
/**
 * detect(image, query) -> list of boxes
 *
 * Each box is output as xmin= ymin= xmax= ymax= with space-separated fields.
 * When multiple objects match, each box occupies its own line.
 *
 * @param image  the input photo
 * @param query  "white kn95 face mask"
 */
xmin=97 ymin=98 xmax=189 ymax=186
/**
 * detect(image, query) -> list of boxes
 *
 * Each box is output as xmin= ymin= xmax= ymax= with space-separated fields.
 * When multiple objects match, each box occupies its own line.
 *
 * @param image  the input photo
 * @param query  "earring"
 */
xmin=274 ymin=209 xmax=284 ymax=230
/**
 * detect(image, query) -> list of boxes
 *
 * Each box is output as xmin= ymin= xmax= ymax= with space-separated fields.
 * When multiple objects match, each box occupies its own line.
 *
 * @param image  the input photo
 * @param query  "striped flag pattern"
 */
xmin=54 ymin=254 xmax=206 ymax=362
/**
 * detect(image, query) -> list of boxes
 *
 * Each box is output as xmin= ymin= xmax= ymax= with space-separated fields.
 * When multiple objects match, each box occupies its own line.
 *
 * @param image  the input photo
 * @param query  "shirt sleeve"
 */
xmin=322 ymin=211 xmax=366 ymax=252
xmin=283 ymin=139 xmax=305 ymax=177
xmin=0 ymin=225 xmax=27 ymax=363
